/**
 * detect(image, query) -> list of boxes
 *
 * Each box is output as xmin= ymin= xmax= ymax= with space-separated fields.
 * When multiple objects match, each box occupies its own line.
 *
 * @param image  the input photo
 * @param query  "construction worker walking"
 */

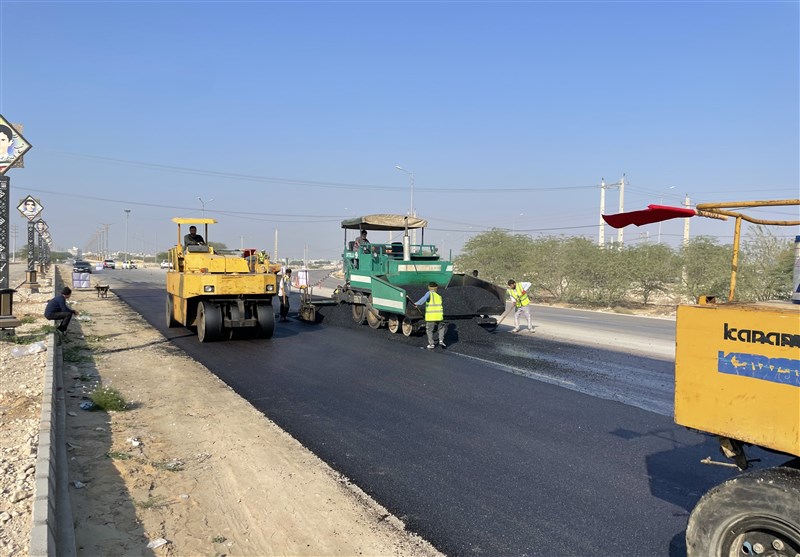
xmin=415 ymin=281 xmax=448 ymax=349
xmin=507 ymin=279 xmax=533 ymax=333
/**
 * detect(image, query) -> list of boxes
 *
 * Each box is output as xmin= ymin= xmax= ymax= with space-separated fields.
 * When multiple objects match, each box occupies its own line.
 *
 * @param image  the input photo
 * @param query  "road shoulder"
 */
xmin=62 ymin=280 xmax=441 ymax=556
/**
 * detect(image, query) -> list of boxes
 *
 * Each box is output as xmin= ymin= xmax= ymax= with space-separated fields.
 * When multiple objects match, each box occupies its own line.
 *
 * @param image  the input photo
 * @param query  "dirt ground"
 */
xmin=0 ymin=263 xmax=441 ymax=557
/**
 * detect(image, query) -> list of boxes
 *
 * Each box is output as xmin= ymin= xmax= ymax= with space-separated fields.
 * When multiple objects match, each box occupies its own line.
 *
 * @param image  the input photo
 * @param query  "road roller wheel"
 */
xmin=256 ymin=302 xmax=275 ymax=339
xmin=166 ymin=295 xmax=179 ymax=328
xmin=197 ymin=301 xmax=223 ymax=342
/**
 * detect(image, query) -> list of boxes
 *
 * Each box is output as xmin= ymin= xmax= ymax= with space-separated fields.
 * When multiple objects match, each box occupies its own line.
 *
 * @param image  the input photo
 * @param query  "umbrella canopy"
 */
xmin=340 ymin=214 xmax=428 ymax=231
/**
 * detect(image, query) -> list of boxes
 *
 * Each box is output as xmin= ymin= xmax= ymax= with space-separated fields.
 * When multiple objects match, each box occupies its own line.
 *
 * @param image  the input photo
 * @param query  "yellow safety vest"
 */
xmin=425 ymin=291 xmax=444 ymax=322
xmin=509 ymin=284 xmax=530 ymax=308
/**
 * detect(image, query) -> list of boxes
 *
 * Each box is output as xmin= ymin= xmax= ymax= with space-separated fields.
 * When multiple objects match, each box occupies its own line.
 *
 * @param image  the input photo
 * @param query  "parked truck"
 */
xmin=604 ymin=199 xmax=800 ymax=556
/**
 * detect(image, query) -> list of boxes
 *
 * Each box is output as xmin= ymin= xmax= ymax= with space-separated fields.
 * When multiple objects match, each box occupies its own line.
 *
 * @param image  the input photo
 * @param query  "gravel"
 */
xmin=0 ymin=266 xmax=54 ymax=557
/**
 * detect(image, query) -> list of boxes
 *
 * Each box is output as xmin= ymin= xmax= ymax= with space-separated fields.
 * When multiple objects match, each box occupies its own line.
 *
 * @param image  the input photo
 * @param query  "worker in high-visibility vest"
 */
xmin=415 ymin=281 xmax=448 ymax=349
xmin=507 ymin=279 xmax=533 ymax=333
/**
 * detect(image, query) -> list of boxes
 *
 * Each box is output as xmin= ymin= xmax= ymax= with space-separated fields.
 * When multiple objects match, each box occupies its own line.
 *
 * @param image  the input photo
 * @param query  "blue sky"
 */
xmin=0 ymin=0 xmax=797 ymax=260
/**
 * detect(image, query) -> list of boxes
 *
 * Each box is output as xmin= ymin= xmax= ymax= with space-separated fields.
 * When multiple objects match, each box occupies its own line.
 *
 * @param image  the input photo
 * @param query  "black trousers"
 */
xmin=46 ymin=311 xmax=73 ymax=332
xmin=279 ymin=296 xmax=290 ymax=320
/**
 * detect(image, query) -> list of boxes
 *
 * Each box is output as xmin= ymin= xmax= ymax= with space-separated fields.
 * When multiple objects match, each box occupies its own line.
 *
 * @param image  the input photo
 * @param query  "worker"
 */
xmin=353 ymin=230 xmax=368 ymax=251
xmin=44 ymin=286 xmax=80 ymax=335
xmin=184 ymin=226 xmax=205 ymax=246
xmin=278 ymin=268 xmax=293 ymax=322
xmin=507 ymin=279 xmax=532 ymax=333
xmin=415 ymin=281 xmax=447 ymax=349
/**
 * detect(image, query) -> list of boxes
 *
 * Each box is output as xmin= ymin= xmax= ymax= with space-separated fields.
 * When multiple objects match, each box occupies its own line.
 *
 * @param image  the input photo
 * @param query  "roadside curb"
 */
xmin=30 ymin=276 xmax=76 ymax=557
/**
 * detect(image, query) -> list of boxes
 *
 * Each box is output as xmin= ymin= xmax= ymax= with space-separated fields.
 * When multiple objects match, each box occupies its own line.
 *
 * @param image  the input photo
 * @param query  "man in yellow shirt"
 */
xmin=415 ymin=282 xmax=447 ymax=349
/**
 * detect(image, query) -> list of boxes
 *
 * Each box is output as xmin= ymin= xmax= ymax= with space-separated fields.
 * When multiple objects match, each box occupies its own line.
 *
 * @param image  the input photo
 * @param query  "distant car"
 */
xmin=160 ymin=260 xmax=173 ymax=269
xmin=73 ymin=260 xmax=92 ymax=274
xmin=103 ymin=259 xmax=116 ymax=269
xmin=121 ymin=260 xmax=137 ymax=269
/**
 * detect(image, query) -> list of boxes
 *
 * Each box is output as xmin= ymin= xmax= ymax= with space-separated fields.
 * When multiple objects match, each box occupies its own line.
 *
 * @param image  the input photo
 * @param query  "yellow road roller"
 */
xmin=165 ymin=218 xmax=278 ymax=342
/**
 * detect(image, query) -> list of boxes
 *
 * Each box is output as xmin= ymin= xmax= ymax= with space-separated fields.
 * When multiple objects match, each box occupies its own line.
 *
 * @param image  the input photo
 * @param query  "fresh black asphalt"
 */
xmin=111 ymin=280 xmax=782 ymax=557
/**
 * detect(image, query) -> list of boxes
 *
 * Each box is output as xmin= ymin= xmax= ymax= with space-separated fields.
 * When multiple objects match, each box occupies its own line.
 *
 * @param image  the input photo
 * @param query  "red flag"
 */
xmin=602 ymin=204 xmax=696 ymax=229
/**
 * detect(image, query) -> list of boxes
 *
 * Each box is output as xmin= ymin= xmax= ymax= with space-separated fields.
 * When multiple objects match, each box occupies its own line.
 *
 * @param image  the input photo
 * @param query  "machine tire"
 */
xmin=401 ymin=318 xmax=414 ymax=337
xmin=197 ymin=301 xmax=223 ymax=343
xmin=256 ymin=303 xmax=275 ymax=339
xmin=166 ymin=295 xmax=180 ymax=328
xmin=366 ymin=298 xmax=382 ymax=329
xmin=351 ymin=304 xmax=366 ymax=325
xmin=387 ymin=315 xmax=400 ymax=334
xmin=685 ymin=466 xmax=800 ymax=557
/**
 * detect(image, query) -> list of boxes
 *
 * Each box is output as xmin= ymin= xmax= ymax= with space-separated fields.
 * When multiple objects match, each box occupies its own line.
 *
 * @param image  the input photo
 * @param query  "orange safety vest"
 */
xmin=425 ymin=291 xmax=444 ymax=322
xmin=509 ymin=284 xmax=530 ymax=308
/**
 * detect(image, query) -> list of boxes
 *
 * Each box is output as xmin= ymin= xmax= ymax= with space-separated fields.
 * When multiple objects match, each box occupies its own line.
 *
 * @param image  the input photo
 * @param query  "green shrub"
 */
xmin=90 ymin=385 xmax=127 ymax=411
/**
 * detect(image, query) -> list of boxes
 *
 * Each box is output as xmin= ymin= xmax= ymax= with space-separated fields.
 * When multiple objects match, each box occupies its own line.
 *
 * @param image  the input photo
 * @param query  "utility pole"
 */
xmin=598 ymin=178 xmax=607 ymax=246
xmin=100 ymin=223 xmax=112 ymax=260
xmin=683 ymin=194 xmax=691 ymax=245
xmin=617 ymin=174 xmax=625 ymax=246
xmin=274 ymin=228 xmax=278 ymax=263
xmin=124 ymin=209 xmax=131 ymax=264
xmin=598 ymin=175 xmax=626 ymax=247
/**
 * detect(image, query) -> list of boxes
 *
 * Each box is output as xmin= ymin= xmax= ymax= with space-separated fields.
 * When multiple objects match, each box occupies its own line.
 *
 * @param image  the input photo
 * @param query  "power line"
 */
xmin=44 ymin=150 xmax=596 ymax=193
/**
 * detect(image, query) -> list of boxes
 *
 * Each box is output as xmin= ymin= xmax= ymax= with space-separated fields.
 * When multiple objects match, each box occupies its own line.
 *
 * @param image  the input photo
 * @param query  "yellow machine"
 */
xmin=165 ymin=218 xmax=278 ymax=342
xmin=605 ymin=200 xmax=800 ymax=556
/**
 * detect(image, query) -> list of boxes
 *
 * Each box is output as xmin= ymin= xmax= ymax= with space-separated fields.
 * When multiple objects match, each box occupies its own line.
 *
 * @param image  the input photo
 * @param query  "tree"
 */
xmin=529 ymin=236 xmax=580 ymax=301
xmin=454 ymin=230 xmax=536 ymax=285
xmin=625 ymin=243 xmax=680 ymax=304
xmin=679 ymin=237 xmax=732 ymax=301
xmin=736 ymin=226 xmax=794 ymax=301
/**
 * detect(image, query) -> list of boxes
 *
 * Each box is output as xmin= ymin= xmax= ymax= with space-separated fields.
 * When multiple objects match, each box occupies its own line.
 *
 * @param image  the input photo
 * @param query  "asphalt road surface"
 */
xmin=94 ymin=268 xmax=782 ymax=557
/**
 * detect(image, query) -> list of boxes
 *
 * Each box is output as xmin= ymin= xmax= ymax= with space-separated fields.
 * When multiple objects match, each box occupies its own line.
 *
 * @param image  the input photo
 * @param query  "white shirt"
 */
xmin=508 ymin=282 xmax=531 ymax=303
xmin=279 ymin=274 xmax=292 ymax=297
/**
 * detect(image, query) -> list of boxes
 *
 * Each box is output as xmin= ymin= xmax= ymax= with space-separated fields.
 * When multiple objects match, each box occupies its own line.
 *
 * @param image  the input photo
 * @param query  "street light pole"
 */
xmin=394 ymin=166 xmax=414 ymax=218
xmin=198 ymin=197 xmax=214 ymax=218
xmin=395 ymin=165 xmax=415 ymax=246
xmin=124 ymin=209 xmax=131 ymax=264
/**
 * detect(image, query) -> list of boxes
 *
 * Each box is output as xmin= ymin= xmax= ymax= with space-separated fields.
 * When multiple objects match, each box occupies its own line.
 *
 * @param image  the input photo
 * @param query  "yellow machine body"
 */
xmin=165 ymin=218 xmax=278 ymax=341
xmin=675 ymin=299 xmax=800 ymax=457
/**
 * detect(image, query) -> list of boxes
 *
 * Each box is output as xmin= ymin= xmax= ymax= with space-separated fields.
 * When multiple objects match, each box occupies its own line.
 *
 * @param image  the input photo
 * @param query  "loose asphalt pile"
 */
xmin=402 ymin=285 xmax=504 ymax=318
xmin=310 ymin=301 xmax=497 ymax=346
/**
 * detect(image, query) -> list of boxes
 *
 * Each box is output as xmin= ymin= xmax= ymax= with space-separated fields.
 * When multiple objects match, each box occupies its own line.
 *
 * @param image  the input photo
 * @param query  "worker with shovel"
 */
xmin=507 ymin=279 xmax=532 ymax=333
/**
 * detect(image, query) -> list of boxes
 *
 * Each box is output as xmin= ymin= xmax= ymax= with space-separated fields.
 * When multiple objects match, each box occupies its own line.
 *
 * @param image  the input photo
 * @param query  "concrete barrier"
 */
xmin=30 ymin=271 xmax=76 ymax=557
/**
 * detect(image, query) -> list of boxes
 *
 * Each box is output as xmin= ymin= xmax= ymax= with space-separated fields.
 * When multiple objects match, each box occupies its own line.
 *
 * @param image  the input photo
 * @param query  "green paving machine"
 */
xmin=300 ymin=214 xmax=506 ymax=335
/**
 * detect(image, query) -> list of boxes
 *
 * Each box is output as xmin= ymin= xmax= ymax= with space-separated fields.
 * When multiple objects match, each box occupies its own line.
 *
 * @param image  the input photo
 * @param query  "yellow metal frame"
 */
xmin=674 ymin=198 xmax=800 ymax=459
xmin=693 ymin=199 xmax=800 ymax=301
